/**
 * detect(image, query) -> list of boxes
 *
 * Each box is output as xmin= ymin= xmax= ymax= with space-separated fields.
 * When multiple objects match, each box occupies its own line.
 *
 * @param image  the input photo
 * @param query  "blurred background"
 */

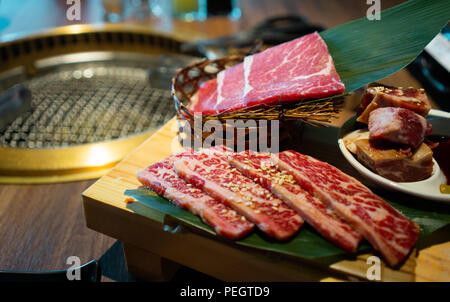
xmin=0 ymin=0 xmax=419 ymax=41
xmin=0 ymin=0 xmax=243 ymax=40
xmin=0 ymin=0 xmax=448 ymax=282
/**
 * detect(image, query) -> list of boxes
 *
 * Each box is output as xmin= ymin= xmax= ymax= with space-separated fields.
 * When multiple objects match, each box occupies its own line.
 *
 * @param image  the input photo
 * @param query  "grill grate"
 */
xmin=0 ymin=63 xmax=175 ymax=148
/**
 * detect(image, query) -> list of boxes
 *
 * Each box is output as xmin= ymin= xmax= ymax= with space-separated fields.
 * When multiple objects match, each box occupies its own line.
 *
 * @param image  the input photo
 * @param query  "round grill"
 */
xmin=0 ymin=63 xmax=174 ymax=148
xmin=0 ymin=24 xmax=197 ymax=183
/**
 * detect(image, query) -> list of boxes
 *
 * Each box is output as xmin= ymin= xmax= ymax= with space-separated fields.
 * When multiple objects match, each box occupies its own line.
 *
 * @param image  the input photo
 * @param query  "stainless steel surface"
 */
xmin=0 ymin=52 xmax=177 ymax=148
xmin=0 ymin=84 xmax=32 ymax=132
xmin=0 ymin=22 xmax=197 ymax=183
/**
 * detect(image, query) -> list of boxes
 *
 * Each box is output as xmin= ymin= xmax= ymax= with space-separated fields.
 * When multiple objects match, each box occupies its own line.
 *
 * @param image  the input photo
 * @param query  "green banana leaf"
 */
xmin=125 ymin=187 xmax=450 ymax=261
xmin=320 ymin=0 xmax=450 ymax=92
xmin=125 ymin=0 xmax=450 ymax=262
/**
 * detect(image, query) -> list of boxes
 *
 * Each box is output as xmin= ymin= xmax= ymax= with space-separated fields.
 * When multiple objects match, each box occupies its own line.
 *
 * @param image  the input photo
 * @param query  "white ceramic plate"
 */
xmin=338 ymin=109 xmax=450 ymax=203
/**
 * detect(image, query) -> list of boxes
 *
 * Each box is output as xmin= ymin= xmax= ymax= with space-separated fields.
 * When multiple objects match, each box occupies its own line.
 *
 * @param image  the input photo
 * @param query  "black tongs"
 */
xmin=181 ymin=15 xmax=324 ymax=57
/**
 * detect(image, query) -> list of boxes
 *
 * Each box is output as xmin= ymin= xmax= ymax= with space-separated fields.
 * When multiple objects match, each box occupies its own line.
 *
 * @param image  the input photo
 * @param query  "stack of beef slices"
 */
xmin=353 ymin=84 xmax=434 ymax=182
xmin=137 ymin=146 xmax=420 ymax=266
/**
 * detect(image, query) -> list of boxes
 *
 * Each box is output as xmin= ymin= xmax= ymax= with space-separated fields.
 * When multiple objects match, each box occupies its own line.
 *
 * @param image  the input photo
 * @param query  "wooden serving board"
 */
xmin=82 ymin=118 xmax=450 ymax=282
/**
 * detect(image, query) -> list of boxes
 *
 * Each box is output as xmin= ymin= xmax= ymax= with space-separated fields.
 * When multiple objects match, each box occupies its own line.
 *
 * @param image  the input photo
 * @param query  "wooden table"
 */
xmin=3 ymin=0 xmax=444 ymax=281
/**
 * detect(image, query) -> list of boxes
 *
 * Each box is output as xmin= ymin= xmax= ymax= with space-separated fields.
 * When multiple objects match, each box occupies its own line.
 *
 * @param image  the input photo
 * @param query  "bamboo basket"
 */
xmin=171 ymin=55 xmax=344 ymax=149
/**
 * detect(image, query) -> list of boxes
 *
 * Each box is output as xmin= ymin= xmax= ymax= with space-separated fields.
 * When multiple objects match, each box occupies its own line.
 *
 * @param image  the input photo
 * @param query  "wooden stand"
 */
xmin=82 ymin=118 xmax=450 ymax=282
xmin=123 ymin=242 xmax=180 ymax=281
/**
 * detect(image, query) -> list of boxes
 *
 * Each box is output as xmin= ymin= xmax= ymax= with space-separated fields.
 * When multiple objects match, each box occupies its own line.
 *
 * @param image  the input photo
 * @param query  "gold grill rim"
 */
xmin=0 ymin=24 xmax=189 ymax=184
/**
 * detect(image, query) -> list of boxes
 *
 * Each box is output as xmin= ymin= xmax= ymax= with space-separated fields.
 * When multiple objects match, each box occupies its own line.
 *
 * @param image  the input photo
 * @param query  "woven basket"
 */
xmin=171 ymin=55 xmax=344 ymax=149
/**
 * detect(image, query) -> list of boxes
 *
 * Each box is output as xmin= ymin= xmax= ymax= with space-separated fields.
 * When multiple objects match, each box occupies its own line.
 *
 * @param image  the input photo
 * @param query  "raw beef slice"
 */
xmin=174 ymin=146 xmax=303 ymax=240
xmin=273 ymin=150 xmax=420 ymax=266
xmin=136 ymin=149 xmax=254 ymax=239
xmin=355 ymin=139 xmax=433 ymax=182
xmin=357 ymin=85 xmax=431 ymax=124
xmin=368 ymin=107 xmax=432 ymax=149
xmin=229 ymin=150 xmax=362 ymax=251
xmin=190 ymin=32 xmax=345 ymax=115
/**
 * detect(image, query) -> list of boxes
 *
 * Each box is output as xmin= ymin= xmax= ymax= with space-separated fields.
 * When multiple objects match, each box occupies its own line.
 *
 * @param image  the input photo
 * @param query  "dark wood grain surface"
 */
xmin=0 ymin=180 xmax=111 ymax=270
xmin=0 ymin=0 xmax=414 ymax=280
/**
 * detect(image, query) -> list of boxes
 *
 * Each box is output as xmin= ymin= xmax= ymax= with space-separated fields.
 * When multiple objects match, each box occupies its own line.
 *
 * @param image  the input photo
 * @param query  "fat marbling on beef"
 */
xmin=368 ymin=107 xmax=432 ymax=149
xmin=136 ymin=149 xmax=254 ymax=240
xmin=273 ymin=150 xmax=420 ymax=266
xmin=229 ymin=150 xmax=362 ymax=252
xmin=174 ymin=146 xmax=303 ymax=240
xmin=189 ymin=32 xmax=345 ymax=115
xmin=355 ymin=139 xmax=434 ymax=182
xmin=357 ymin=85 xmax=431 ymax=124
